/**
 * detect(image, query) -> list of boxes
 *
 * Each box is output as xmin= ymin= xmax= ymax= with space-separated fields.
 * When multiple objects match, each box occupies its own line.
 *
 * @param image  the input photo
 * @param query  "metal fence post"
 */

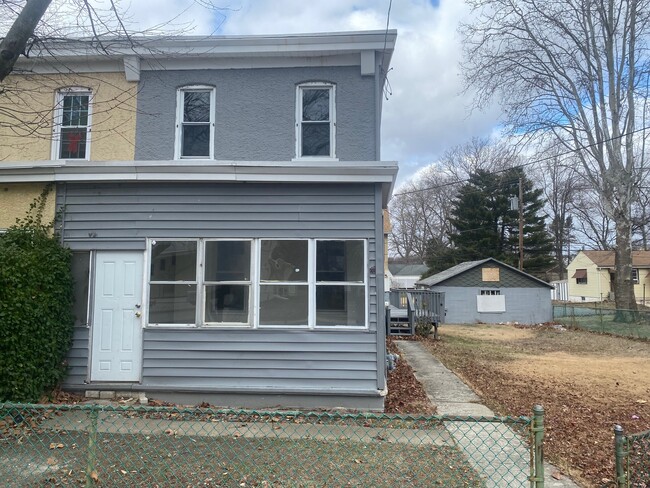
xmin=614 ymin=424 xmax=627 ymax=488
xmin=532 ymin=405 xmax=545 ymax=488
xmin=86 ymin=406 xmax=99 ymax=487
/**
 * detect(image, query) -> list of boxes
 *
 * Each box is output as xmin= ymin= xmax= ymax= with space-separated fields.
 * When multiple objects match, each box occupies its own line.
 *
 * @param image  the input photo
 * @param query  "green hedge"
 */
xmin=0 ymin=192 xmax=74 ymax=402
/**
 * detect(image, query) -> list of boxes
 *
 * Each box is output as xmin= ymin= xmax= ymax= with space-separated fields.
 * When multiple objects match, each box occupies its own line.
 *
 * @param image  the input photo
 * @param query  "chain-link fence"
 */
xmin=553 ymin=305 xmax=650 ymax=339
xmin=0 ymin=403 xmax=545 ymax=487
xmin=615 ymin=424 xmax=650 ymax=488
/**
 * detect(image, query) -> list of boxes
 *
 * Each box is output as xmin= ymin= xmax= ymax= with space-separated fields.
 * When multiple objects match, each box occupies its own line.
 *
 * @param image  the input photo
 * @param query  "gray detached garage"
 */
xmin=416 ymin=258 xmax=553 ymax=324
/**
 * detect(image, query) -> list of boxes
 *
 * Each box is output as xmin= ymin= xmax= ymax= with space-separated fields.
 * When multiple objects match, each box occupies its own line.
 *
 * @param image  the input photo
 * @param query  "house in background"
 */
xmin=388 ymin=262 xmax=428 ymax=289
xmin=567 ymin=250 xmax=650 ymax=304
xmin=0 ymin=31 xmax=398 ymax=410
xmin=416 ymin=258 xmax=553 ymax=324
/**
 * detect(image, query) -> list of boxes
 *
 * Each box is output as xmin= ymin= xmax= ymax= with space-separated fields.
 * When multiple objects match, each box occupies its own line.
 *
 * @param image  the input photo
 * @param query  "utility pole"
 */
xmin=519 ymin=177 xmax=524 ymax=271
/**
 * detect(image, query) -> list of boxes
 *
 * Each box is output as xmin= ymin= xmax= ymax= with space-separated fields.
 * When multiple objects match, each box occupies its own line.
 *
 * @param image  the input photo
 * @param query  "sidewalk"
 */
xmin=396 ymin=340 xmax=580 ymax=488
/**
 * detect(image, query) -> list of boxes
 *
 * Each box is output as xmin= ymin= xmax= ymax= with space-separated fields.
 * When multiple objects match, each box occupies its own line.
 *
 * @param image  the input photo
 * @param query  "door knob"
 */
xmin=135 ymin=311 xmax=142 ymax=318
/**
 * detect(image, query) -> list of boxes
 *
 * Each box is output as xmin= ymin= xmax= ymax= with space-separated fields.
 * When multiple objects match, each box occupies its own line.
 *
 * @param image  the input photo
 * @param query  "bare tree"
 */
xmin=461 ymin=0 xmax=650 ymax=310
xmin=532 ymin=144 xmax=579 ymax=279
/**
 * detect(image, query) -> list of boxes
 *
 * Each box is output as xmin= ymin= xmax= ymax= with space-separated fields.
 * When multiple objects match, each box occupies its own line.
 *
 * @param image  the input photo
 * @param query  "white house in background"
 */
xmin=388 ymin=263 xmax=429 ymax=289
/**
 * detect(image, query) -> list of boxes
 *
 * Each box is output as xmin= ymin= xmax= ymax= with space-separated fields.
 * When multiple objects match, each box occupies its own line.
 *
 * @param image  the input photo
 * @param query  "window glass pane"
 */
xmin=181 ymin=124 xmax=210 ymax=157
xmin=205 ymin=284 xmax=249 ymax=323
xmin=260 ymin=240 xmax=308 ymax=281
xmin=59 ymin=128 xmax=87 ymax=159
xmin=62 ymin=95 xmax=89 ymax=126
xmin=150 ymin=241 xmax=197 ymax=281
xmin=316 ymin=240 xmax=364 ymax=282
xmin=260 ymin=285 xmax=308 ymax=325
xmin=71 ymin=252 xmax=90 ymax=327
xmin=316 ymin=285 xmax=365 ymax=326
xmin=302 ymin=89 xmax=329 ymax=121
xmin=302 ymin=123 xmax=330 ymax=156
xmin=205 ymin=241 xmax=250 ymax=281
xmin=183 ymin=91 xmax=211 ymax=122
xmin=148 ymin=284 xmax=197 ymax=324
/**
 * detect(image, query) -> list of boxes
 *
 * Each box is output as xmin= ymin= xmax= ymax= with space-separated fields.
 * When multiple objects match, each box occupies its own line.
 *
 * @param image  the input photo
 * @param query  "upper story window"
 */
xmin=574 ymin=268 xmax=588 ymax=285
xmin=632 ymin=268 xmax=639 ymax=284
xmin=296 ymin=83 xmax=336 ymax=159
xmin=52 ymin=88 xmax=92 ymax=160
xmin=175 ymin=86 xmax=215 ymax=159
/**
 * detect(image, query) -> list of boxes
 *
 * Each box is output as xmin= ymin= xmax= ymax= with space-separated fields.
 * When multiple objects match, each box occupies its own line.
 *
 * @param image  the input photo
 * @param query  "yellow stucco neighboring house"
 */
xmin=567 ymin=250 xmax=650 ymax=305
xmin=0 ymin=71 xmax=137 ymax=229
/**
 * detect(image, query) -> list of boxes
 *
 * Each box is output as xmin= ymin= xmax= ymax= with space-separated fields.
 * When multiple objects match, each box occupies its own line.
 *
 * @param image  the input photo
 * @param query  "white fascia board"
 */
xmin=15 ymin=31 xmax=397 ymax=74
xmin=0 ymin=159 xmax=397 ymax=181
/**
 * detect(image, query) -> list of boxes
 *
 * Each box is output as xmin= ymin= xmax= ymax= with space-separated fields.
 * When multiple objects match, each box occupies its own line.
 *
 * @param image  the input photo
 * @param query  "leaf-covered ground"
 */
xmin=418 ymin=324 xmax=650 ymax=488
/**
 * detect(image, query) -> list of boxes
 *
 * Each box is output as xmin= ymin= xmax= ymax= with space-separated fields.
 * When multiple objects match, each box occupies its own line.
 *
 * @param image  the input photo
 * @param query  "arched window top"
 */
xmin=174 ymin=85 xmax=216 ymax=159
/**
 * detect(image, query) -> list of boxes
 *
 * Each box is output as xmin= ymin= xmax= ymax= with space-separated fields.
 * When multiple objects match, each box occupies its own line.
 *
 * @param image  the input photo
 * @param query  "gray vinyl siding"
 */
xmin=141 ymin=329 xmax=377 ymax=391
xmin=134 ymin=66 xmax=376 ymax=162
xmin=434 ymin=286 xmax=552 ymax=324
xmin=58 ymin=181 xmax=382 ymax=398
xmin=64 ymin=327 xmax=89 ymax=387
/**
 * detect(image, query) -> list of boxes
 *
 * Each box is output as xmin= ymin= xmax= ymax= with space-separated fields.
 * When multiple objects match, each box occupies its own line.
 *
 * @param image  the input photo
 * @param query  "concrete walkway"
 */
xmin=396 ymin=340 xmax=580 ymax=488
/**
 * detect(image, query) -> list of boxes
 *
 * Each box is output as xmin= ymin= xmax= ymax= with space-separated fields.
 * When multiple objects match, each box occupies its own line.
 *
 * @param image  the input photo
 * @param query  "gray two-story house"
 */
xmin=1 ymin=31 xmax=398 ymax=410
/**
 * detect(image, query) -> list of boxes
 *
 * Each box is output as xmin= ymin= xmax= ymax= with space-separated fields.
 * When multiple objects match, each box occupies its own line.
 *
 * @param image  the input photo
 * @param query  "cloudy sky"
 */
xmin=124 ymin=0 xmax=503 ymax=184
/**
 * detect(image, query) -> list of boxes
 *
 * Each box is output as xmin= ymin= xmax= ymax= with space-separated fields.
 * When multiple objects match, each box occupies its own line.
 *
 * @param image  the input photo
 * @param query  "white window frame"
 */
xmin=479 ymin=289 xmax=501 ymax=296
xmin=632 ymin=268 xmax=639 ymax=284
xmin=314 ymin=239 xmax=367 ymax=329
xmin=202 ymin=239 xmax=254 ymax=327
xmin=174 ymin=85 xmax=216 ymax=160
xmin=294 ymin=82 xmax=337 ymax=160
xmin=144 ymin=238 xmax=368 ymax=330
xmin=146 ymin=239 xmax=200 ymax=327
xmin=51 ymin=87 xmax=93 ymax=160
xmin=258 ymin=238 xmax=311 ymax=329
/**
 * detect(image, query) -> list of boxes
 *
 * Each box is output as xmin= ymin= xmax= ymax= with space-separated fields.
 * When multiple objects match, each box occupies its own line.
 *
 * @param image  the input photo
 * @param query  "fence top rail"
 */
xmin=626 ymin=428 xmax=650 ymax=441
xmin=0 ymin=402 xmax=531 ymax=425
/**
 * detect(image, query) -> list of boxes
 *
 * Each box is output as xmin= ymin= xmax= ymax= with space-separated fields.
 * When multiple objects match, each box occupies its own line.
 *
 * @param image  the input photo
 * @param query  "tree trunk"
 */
xmin=0 ymin=0 xmax=52 ymax=82
xmin=614 ymin=215 xmax=637 ymax=319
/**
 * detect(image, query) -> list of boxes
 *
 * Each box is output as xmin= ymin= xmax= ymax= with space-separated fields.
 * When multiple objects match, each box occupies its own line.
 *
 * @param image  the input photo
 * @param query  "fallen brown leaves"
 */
xmin=420 ymin=325 xmax=650 ymax=488
xmin=385 ymin=338 xmax=436 ymax=415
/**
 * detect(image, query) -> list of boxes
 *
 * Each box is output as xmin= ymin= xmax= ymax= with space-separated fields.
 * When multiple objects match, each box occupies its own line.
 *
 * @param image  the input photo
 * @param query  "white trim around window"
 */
xmin=144 ymin=238 xmax=368 ymax=329
xmin=51 ymin=87 xmax=93 ymax=160
xmin=294 ymin=82 xmax=337 ymax=160
xmin=174 ymin=85 xmax=216 ymax=160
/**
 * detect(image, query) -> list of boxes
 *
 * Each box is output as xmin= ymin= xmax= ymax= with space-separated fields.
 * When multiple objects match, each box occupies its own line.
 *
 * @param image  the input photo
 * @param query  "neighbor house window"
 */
xmin=296 ymin=83 xmax=336 ymax=158
xmin=574 ymin=269 xmax=588 ymax=285
xmin=148 ymin=241 xmax=198 ymax=325
xmin=52 ymin=88 xmax=91 ymax=159
xmin=175 ymin=86 xmax=215 ymax=159
xmin=632 ymin=268 xmax=639 ymax=284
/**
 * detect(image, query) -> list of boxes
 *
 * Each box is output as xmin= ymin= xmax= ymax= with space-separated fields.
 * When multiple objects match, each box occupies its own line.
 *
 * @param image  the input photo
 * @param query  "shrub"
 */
xmin=0 ymin=188 xmax=74 ymax=402
xmin=415 ymin=317 xmax=433 ymax=337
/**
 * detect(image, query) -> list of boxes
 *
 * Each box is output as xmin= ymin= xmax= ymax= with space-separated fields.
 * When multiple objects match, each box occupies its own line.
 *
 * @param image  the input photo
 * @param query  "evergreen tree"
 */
xmin=446 ymin=168 xmax=554 ymax=275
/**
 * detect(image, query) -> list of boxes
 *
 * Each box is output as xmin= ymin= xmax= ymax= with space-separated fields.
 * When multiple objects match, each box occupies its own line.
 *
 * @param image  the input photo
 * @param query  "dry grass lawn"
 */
xmin=419 ymin=324 xmax=650 ymax=488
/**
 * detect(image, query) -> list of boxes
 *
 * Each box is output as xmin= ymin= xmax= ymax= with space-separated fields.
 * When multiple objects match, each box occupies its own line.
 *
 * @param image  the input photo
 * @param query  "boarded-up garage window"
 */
xmin=477 ymin=293 xmax=506 ymax=312
xmin=482 ymin=267 xmax=500 ymax=282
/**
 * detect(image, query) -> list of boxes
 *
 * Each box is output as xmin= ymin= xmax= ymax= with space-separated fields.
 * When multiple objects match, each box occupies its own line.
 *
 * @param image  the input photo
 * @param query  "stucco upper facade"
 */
xmin=0 ymin=72 xmax=137 ymax=227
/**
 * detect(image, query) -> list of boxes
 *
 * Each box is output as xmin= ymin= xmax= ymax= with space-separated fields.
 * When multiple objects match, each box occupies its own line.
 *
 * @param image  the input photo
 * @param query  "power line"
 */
xmin=392 ymin=125 xmax=650 ymax=198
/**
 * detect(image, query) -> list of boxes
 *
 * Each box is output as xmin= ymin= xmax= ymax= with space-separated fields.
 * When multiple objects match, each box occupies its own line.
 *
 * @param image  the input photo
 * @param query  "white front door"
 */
xmin=90 ymin=251 xmax=144 ymax=382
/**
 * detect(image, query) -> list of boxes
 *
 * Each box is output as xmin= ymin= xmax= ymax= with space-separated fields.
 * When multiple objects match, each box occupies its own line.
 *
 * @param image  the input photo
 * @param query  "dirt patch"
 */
xmin=420 ymin=324 xmax=650 ymax=488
